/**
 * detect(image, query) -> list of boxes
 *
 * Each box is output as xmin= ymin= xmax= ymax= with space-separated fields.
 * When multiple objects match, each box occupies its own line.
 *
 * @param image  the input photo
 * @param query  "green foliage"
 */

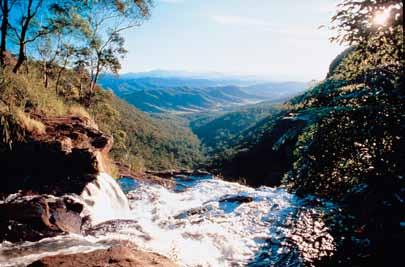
xmin=326 ymin=47 xmax=355 ymax=78
xmin=283 ymin=82 xmax=404 ymax=197
xmin=330 ymin=0 xmax=403 ymax=81
xmin=1 ymin=0 xmax=153 ymax=93
xmin=190 ymin=102 xmax=281 ymax=154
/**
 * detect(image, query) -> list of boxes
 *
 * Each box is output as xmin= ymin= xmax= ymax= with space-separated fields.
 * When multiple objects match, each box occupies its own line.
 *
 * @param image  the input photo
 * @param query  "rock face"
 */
xmin=0 ymin=115 xmax=112 ymax=242
xmin=146 ymin=169 xmax=211 ymax=178
xmin=0 ymin=115 xmax=112 ymax=196
xmin=28 ymin=243 xmax=178 ymax=267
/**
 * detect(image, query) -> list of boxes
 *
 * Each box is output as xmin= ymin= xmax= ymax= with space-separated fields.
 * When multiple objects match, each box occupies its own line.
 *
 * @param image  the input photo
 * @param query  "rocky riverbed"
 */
xmin=0 ymin=115 xmax=177 ymax=267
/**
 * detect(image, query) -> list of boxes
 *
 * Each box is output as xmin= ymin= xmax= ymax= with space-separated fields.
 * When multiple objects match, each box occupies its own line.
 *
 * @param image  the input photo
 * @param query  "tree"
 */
xmin=76 ymin=0 xmax=153 ymax=95
xmin=0 ymin=0 xmax=17 ymax=66
xmin=36 ymin=36 xmax=57 ymax=88
xmin=330 ymin=0 xmax=403 ymax=82
xmin=1 ymin=0 xmax=153 ymax=95
xmin=8 ymin=0 xmax=47 ymax=73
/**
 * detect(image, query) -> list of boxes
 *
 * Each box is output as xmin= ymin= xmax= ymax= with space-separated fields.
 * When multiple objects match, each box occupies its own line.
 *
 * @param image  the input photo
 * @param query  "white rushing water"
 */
xmin=0 ymin=173 xmax=335 ymax=267
xmin=80 ymin=172 xmax=131 ymax=224
xmin=121 ymin=177 xmax=298 ymax=266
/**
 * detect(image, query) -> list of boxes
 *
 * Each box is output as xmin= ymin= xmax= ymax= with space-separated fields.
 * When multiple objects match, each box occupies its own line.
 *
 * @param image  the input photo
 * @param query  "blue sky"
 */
xmin=120 ymin=0 xmax=346 ymax=81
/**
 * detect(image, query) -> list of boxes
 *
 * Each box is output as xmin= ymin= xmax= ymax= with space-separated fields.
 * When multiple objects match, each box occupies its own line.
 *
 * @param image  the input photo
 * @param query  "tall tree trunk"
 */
xmin=12 ymin=0 xmax=34 ymax=73
xmin=12 ymin=41 xmax=25 ymax=73
xmin=12 ymin=20 xmax=29 ymax=73
xmin=90 ymin=71 xmax=100 ymax=92
xmin=55 ymin=64 xmax=66 ymax=95
xmin=44 ymin=63 xmax=49 ymax=89
xmin=0 ymin=0 xmax=9 ymax=66
xmin=89 ymin=60 xmax=101 ymax=93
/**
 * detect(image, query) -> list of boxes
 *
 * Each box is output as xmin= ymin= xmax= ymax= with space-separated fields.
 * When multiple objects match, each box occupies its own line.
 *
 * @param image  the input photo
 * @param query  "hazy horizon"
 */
xmin=115 ymin=68 xmax=313 ymax=82
xmin=120 ymin=0 xmax=347 ymax=82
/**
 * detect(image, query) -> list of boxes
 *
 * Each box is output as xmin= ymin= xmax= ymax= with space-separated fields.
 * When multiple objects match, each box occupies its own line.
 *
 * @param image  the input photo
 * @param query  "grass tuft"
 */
xmin=68 ymin=105 xmax=92 ymax=120
xmin=15 ymin=110 xmax=46 ymax=135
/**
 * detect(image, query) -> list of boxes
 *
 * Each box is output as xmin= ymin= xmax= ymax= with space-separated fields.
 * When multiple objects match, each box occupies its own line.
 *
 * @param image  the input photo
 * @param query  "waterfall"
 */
xmin=80 ymin=172 xmax=131 ymax=225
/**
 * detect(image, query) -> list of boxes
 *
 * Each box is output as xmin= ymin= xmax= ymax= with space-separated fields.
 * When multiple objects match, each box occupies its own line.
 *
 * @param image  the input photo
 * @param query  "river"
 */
xmin=0 ymin=173 xmax=337 ymax=266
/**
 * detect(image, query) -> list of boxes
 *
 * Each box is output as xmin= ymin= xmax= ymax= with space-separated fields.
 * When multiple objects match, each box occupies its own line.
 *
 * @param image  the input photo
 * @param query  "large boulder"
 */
xmin=0 ymin=194 xmax=83 ymax=242
xmin=0 ymin=115 xmax=113 ymax=196
xmin=27 ymin=243 xmax=178 ymax=267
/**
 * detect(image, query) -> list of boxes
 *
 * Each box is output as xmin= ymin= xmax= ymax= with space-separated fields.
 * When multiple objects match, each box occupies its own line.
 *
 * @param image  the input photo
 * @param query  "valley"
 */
xmin=98 ymin=71 xmax=309 ymax=160
xmin=99 ymin=72 xmax=307 ymax=114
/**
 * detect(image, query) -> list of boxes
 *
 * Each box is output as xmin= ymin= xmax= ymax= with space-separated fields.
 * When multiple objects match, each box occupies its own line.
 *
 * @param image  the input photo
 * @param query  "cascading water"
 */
xmin=0 ymin=173 xmax=336 ymax=267
xmin=80 ymin=172 xmax=131 ymax=225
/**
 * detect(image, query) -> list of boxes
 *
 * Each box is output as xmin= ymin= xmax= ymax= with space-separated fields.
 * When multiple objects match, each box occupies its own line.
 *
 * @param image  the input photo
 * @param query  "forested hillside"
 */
xmin=212 ymin=0 xmax=404 ymax=264
xmin=89 ymin=89 xmax=204 ymax=171
xmin=189 ymin=101 xmax=283 ymax=154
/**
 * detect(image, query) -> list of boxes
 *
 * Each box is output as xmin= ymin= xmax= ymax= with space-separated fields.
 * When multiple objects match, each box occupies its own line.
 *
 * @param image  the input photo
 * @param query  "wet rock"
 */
xmin=174 ymin=174 xmax=189 ymax=179
xmin=282 ymin=208 xmax=335 ymax=264
xmin=28 ymin=243 xmax=177 ymax=267
xmin=146 ymin=169 xmax=211 ymax=179
xmin=193 ymin=170 xmax=211 ymax=176
xmin=145 ymin=169 xmax=179 ymax=179
xmin=84 ymin=220 xmax=151 ymax=242
xmin=219 ymin=195 xmax=254 ymax=204
xmin=174 ymin=206 xmax=211 ymax=219
xmin=0 ymin=194 xmax=83 ymax=242
xmin=217 ymin=195 xmax=253 ymax=214
xmin=0 ymin=115 xmax=113 ymax=196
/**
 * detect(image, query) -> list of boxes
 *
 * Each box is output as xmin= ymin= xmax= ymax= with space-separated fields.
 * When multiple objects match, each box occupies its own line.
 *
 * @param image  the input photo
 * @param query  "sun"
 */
xmin=372 ymin=9 xmax=390 ymax=26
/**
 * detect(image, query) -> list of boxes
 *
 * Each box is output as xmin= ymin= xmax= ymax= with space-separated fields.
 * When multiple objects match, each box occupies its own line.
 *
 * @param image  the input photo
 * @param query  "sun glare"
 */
xmin=372 ymin=9 xmax=390 ymax=26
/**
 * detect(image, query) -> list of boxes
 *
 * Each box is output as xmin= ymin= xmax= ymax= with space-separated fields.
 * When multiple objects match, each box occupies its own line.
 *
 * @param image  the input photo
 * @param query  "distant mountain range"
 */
xmin=98 ymin=71 xmax=308 ymax=113
xmin=110 ymin=70 xmax=273 ymax=82
xmin=120 ymin=86 xmax=262 ymax=113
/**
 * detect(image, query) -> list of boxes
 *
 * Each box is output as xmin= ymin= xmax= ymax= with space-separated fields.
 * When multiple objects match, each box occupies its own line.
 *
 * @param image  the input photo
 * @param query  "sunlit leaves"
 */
xmin=331 ymin=0 xmax=403 ymax=84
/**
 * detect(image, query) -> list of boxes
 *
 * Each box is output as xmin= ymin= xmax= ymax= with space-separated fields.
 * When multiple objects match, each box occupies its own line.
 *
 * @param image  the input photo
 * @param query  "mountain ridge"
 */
xmin=98 ymin=74 xmax=307 ymax=114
